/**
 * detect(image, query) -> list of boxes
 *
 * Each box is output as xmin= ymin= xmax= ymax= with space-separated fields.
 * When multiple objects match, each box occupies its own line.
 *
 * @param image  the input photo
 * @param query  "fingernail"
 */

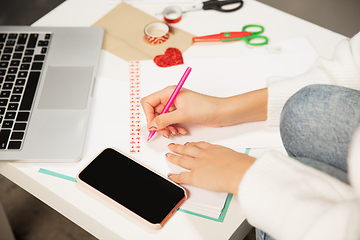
xmin=148 ymin=122 xmax=158 ymax=130
xmin=184 ymin=142 xmax=189 ymax=145
xmin=165 ymin=153 xmax=170 ymax=158
xmin=167 ymin=173 xmax=173 ymax=178
xmin=168 ymin=143 xmax=175 ymax=147
xmin=163 ymin=134 xmax=169 ymax=139
xmin=179 ymin=131 xmax=187 ymax=136
xmin=170 ymin=131 xmax=176 ymax=136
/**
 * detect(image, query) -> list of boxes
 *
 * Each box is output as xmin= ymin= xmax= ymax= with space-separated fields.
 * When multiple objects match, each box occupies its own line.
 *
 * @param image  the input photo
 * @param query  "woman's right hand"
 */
xmin=140 ymin=86 xmax=223 ymax=138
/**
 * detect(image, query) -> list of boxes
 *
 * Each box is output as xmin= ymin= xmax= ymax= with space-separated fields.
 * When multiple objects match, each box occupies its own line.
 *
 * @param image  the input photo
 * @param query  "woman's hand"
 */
xmin=141 ymin=87 xmax=268 ymax=138
xmin=165 ymin=141 xmax=255 ymax=195
xmin=141 ymin=87 xmax=223 ymax=138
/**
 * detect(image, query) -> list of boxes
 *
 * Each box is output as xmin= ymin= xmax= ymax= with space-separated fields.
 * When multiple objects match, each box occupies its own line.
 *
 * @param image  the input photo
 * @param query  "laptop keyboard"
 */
xmin=0 ymin=32 xmax=51 ymax=150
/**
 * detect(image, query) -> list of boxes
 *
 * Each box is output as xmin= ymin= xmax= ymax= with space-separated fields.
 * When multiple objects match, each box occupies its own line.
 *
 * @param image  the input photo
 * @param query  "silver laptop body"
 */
xmin=0 ymin=26 xmax=104 ymax=162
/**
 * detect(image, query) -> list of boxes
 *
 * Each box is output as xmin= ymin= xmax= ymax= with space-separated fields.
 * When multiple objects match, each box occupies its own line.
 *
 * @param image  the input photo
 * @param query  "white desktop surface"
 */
xmin=0 ymin=0 xmax=347 ymax=239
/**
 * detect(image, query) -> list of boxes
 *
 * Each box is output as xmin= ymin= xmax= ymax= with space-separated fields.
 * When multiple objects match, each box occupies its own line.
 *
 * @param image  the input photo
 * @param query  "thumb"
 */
xmin=147 ymin=110 xmax=184 ymax=131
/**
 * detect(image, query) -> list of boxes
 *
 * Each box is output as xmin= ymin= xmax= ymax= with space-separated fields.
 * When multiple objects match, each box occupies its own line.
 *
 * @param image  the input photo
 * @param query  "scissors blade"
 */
xmin=181 ymin=2 xmax=204 ymax=12
xmin=193 ymin=33 xmax=224 ymax=42
xmin=193 ymin=31 xmax=252 ymax=42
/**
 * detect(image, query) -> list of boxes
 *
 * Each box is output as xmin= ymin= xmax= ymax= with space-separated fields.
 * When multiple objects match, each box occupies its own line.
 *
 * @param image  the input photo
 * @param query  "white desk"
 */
xmin=0 ymin=0 xmax=347 ymax=239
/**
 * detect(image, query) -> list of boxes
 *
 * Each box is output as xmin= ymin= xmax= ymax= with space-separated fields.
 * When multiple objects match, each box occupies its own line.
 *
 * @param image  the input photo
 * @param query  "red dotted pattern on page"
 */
xmin=129 ymin=61 xmax=141 ymax=153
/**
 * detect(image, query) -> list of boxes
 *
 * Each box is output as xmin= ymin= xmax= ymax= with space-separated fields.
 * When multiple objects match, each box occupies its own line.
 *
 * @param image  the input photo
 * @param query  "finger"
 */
xmin=148 ymin=110 xmax=186 ymax=131
xmin=154 ymin=126 xmax=186 ymax=138
xmin=141 ymin=102 xmax=156 ymax=125
xmin=155 ymin=128 xmax=171 ymax=139
xmin=176 ymin=126 xmax=187 ymax=135
xmin=168 ymin=105 xmax=177 ymax=112
xmin=154 ymin=104 xmax=167 ymax=114
xmin=141 ymin=96 xmax=161 ymax=124
xmin=166 ymin=153 xmax=193 ymax=170
xmin=192 ymin=141 xmax=213 ymax=149
xmin=168 ymin=125 xmax=178 ymax=136
xmin=183 ymin=142 xmax=196 ymax=146
xmin=168 ymin=143 xmax=202 ymax=157
xmin=140 ymin=87 xmax=174 ymax=123
xmin=168 ymin=172 xmax=192 ymax=185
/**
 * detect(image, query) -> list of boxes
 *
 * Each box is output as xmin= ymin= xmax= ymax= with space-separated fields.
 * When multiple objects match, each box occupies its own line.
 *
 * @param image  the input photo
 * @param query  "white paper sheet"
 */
xmin=137 ymin=50 xmax=318 ymax=153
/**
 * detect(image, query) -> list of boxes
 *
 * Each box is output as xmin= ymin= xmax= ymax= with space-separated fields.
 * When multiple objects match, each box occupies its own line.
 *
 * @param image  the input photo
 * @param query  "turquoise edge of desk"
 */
xmin=37 ymin=148 xmax=250 ymax=223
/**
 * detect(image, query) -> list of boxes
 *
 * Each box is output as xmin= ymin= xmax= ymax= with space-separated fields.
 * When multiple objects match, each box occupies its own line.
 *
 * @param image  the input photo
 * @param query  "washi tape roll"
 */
xmin=144 ymin=22 xmax=170 ymax=44
xmin=163 ymin=5 xmax=182 ymax=23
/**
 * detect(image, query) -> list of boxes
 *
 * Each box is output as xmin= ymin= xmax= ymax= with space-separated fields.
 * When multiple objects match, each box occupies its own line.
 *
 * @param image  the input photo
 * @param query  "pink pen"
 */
xmin=147 ymin=67 xmax=192 ymax=141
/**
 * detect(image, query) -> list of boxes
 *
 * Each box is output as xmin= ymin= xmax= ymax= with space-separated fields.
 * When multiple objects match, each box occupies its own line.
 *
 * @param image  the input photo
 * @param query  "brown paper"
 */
xmin=92 ymin=3 xmax=194 ymax=61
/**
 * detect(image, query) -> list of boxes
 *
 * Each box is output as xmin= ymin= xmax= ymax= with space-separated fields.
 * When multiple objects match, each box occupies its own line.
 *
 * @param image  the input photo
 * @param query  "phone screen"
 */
xmin=78 ymin=148 xmax=186 ymax=224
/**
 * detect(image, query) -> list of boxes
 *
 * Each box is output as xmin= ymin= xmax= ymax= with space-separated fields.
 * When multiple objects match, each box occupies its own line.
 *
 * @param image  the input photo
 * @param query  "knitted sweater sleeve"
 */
xmin=238 ymin=149 xmax=360 ymax=240
xmin=237 ymin=32 xmax=360 ymax=239
xmin=267 ymin=32 xmax=360 ymax=126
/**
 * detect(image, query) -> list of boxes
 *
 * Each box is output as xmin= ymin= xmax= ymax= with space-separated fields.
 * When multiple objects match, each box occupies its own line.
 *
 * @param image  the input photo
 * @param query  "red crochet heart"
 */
xmin=153 ymin=48 xmax=184 ymax=68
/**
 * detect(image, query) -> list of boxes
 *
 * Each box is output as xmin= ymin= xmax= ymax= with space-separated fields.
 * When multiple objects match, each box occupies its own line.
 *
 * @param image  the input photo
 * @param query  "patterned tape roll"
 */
xmin=144 ymin=22 xmax=170 ymax=44
xmin=163 ymin=5 xmax=182 ymax=23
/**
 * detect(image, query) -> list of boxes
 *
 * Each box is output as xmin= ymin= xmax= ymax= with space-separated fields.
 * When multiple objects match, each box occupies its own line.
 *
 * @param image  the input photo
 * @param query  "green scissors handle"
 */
xmin=241 ymin=24 xmax=269 ymax=46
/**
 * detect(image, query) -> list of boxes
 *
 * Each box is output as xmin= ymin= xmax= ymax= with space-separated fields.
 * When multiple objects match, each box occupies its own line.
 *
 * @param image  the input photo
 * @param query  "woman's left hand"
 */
xmin=166 ymin=142 xmax=255 ymax=195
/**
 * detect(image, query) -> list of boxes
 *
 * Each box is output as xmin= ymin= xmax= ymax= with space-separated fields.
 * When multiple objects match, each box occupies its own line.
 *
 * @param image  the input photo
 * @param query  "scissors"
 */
xmin=192 ymin=24 xmax=269 ymax=46
xmin=184 ymin=0 xmax=244 ymax=13
xmin=160 ymin=0 xmax=243 ymax=23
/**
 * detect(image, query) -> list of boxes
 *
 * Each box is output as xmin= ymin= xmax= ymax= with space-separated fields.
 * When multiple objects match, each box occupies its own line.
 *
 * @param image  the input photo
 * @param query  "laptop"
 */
xmin=0 ymin=26 xmax=104 ymax=162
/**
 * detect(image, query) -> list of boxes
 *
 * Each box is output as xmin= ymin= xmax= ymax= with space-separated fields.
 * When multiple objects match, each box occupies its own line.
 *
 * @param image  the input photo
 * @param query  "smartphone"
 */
xmin=76 ymin=148 xmax=187 ymax=230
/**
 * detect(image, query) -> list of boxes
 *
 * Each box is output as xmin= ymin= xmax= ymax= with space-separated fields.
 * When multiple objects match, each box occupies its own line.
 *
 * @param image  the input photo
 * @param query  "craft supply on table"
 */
xmin=191 ymin=0 xmax=243 ymax=12
xmin=193 ymin=24 xmax=269 ymax=46
xmin=160 ymin=0 xmax=243 ymax=23
xmin=162 ymin=5 xmax=183 ymax=23
xmin=153 ymin=47 xmax=184 ymax=67
xmin=91 ymin=2 xmax=194 ymax=61
xmin=147 ymin=66 xmax=192 ymax=141
xmin=129 ymin=61 xmax=142 ymax=153
xmin=144 ymin=22 xmax=170 ymax=44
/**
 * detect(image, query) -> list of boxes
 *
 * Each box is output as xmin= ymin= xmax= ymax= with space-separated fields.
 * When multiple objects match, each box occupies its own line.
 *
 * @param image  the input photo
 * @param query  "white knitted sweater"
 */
xmin=238 ymin=32 xmax=360 ymax=240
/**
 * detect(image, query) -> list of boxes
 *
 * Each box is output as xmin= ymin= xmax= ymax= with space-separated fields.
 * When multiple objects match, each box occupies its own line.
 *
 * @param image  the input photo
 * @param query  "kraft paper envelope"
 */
xmin=92 ymin=3 xmax=194 ymax=61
